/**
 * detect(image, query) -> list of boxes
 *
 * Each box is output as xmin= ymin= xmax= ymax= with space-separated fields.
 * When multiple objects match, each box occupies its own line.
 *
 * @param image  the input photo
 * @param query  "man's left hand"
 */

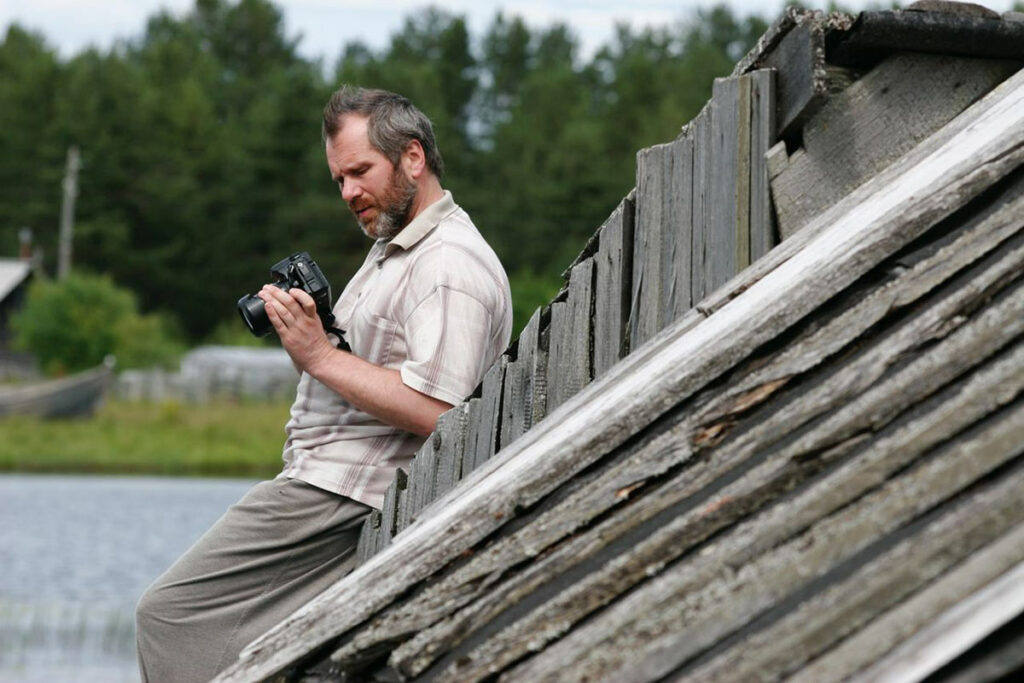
xmin=258 ymin=285 xmax=335 ymax=375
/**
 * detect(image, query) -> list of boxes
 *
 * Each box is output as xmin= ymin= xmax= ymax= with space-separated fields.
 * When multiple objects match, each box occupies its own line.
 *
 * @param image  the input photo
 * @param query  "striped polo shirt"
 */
xmin=280 ymin=191 xmax=512 ymax=510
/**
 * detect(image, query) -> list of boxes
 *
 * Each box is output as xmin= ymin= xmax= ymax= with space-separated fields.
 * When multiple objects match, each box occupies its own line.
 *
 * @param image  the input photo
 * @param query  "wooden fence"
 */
xmin=113 ymin=346 xmax=298 ymax=403
xmin=355 ymin=68 xmax=780 ymax=564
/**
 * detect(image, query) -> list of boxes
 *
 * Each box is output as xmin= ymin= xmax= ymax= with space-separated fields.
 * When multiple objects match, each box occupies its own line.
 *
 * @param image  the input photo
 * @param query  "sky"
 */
xmin=1 ymin=1 xmax=1019 ymax=66
xmin=0 ymin=0 xmax=985 ymax=65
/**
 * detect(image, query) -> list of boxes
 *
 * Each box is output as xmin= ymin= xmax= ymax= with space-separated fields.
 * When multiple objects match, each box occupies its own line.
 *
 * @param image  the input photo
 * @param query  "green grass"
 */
xmin=0 ymin=400 xmax=293 ymax=477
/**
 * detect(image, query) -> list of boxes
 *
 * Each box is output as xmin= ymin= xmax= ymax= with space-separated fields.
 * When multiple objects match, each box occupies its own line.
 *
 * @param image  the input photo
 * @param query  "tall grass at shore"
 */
xmin=0 ymin=400 xmax=291 ymax=477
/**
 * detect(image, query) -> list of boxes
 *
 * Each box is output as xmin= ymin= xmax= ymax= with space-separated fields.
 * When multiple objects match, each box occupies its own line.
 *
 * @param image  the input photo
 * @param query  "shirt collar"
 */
xmin=376 ymin=190 xmax=457 ymax=263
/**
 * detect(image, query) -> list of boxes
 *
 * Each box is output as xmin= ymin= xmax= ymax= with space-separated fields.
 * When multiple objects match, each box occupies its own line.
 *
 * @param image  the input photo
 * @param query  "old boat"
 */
xmin=0 ymin=358 xmax=114 ymax=419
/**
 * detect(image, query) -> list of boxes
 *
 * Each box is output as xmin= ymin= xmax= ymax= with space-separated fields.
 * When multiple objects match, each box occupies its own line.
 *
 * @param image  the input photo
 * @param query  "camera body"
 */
xmin=238 ymin=251 xmax=336 ymax=337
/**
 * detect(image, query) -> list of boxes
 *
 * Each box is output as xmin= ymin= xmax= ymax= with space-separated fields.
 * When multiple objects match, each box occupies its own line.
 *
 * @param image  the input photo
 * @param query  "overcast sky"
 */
xmin=6 ymin=0 xmax=1016 ymax=66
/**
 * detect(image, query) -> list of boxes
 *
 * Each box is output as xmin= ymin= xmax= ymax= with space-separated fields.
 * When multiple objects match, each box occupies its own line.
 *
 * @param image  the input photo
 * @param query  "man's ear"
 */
xmin=402 ymin=139 xmax=427 ymax=179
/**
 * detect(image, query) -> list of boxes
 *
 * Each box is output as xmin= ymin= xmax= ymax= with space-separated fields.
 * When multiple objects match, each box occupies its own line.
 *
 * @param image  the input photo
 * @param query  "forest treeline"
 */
xmin=0 ymin=0 xmax=769 ymax=343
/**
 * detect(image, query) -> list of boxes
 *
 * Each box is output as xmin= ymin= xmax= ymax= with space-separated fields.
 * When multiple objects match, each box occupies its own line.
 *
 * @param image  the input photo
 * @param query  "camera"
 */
xmin=238 ymin=252 xmax=336 ymax=337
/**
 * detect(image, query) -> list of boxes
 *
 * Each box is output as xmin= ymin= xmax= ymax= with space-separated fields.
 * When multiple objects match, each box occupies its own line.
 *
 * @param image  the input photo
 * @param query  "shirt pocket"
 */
xmin=350 ymin=305 xmax=399 ymax=367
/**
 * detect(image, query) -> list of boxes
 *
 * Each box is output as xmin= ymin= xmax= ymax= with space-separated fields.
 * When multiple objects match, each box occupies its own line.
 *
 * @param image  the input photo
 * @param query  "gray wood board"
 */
xmin=789 ymin=521 xmax=1024 ymax=683
xmin=630 ymin=143 xmax=669 ymax=349
xmin=546 ymin=259 xmax=594 ymax=412
xmin=704 ymin=77 xmax=740 ymax=296
xmin=665 ymin=133 xmax=694 ymax=324
xmin=772 ymin=52 xmax=1019 ymax=239
xmin=758 ymin=18 xmax=828 ymax=138
xmin=593 ymin=198 xmax=634 ymax=378
xmin=396 ymin=437 xmax=438 ymax=536
xmin=690 ymin=104 xmax=712 ymax=305
xmin=500 ymin=307 xmax=546 ymax=447
xmin=679 ymin=446 xmax=1024 ymax=683
xmin=462 ymin=356 xmax=508 ymax=475
xmin=212 ymin=68 xmax=1024 ymax=683
xmin=354 ymin=509 xmax=383 ymax=567
xmin=434 ymin=404 xmax=469 ymax=499
xmin=407 ymin=239 xmax=1024 ymax=681
xmin=376 ymin=467 xmax=407 ymax=552
xmin=505 ymin=343 xmax=1024 ymax=682
xmin=749 ymin=68 xmax=778 ymax=261
xmin=699 ymin=66 xmax=1024 ymax=318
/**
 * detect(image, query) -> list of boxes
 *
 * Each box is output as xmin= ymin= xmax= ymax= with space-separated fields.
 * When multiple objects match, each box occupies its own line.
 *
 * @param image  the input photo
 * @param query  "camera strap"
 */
xmin=326 ymin=325 xmax=351 ymax=352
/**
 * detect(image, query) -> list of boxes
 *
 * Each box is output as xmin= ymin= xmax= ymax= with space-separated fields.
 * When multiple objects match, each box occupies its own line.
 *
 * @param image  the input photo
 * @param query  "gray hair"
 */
xmin=322 ymin=86 xmax=444 ymax=178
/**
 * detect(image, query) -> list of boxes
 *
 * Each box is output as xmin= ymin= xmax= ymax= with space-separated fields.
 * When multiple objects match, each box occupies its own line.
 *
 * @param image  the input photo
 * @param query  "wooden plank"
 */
xmin=849 ymin=559 xmax=1024 ymax=683
xmin=765 ymin=140 xmax=788 ymax=181
xmin=396 ymin=438 xmax=435 ymax=534
xmin=690 ymin=104 xmax=712 ymax=306
xmin=736 ymin=73 xmax=753 ymax=271
xmin=772 ymin=53 xmax=1019 ymax=238
xmin=354 ymin=510 xmax=383 ymax=567
xmin=828 ymin=8 xmax=1024 ymax=66
xmin=500 ymin=307 xmax=546 ymax=448
xmin=498 ymin=355 xmax=524 ymax=452
xmin=461 ymin=356 xmax=507 ymax=475
xmin=377 ymin=467 xmax=407 ymax=551
xmin=630 ymin=143 xmax=669 ymax=349
xmin=328 ymin=187 xmax=1024 ymax=673
xmin=410 ymin=438 xmax=439 ymax=523
xmin=461 ymin=399 xmax=481 ymax=476
xmin=683 ymin=457 xmax=1024 ymax=683
xmin=705 ymin=77 xmax=739 ymax=296
xmin=506 ymin=362 xmax=1024 ymax=682
xmin=698 ymin=67 xmax=1024 ymax=317
xmin=749 ymin=68 xmax=778 ymax=261
xmin=758 ymin=17 xmax=830 ymax=139
xmin=528 ymin=310 xmax=550 ymax=429
xmin=421 ymin=281 xmax=1024 ymax=681
xmin=214 ymin=70 xmax=1024 ymax=683
xmin=666 ymin=133 xmax=693 ymax=323
xmin=593 ymin=198 xmax=634 ymax=378
xmin=547 ymin=259 xmax=594 ymax=411
xmin=434 ymin=404 xmax=469 ymax=498
xmin=790 ymin=522 xmax=1024 ymax=683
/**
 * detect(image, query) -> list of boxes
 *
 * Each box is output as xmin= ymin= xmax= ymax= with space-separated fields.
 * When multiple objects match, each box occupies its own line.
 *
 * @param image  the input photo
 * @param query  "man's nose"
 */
xmin=342 ymin=181 xmax=361 ymax=202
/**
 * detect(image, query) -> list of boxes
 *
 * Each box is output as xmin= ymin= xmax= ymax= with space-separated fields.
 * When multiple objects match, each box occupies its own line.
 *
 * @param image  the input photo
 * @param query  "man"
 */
xmin=135 ymin=86 xmax=512 ymax=682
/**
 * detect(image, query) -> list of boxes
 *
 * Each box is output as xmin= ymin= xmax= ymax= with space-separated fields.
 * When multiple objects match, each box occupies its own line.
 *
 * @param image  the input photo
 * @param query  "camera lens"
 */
xmin=237 ymin=282 xmax=290 ymax=337
xmin=237 ymin=294 xmax=271 ymax=336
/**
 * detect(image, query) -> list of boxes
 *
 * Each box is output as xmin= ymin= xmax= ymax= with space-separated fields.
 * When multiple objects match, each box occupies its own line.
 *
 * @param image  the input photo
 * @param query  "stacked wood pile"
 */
xmin=216 ymin=4 xmax=1024 ymax=682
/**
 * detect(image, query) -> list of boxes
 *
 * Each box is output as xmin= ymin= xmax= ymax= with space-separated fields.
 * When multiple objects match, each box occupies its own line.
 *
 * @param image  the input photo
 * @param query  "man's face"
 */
xmin=326 ymin=115 xmax=417 ymax=241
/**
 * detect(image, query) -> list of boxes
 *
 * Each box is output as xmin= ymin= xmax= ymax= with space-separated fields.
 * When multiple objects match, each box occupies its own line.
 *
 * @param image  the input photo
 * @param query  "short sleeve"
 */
xmin=399 ymin=286 xmax=493 ymax=405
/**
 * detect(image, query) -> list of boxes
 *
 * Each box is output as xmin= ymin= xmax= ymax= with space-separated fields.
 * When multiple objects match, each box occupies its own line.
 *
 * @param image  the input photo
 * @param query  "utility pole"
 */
xmin=57 ymin=145 xmax=81 ymax=280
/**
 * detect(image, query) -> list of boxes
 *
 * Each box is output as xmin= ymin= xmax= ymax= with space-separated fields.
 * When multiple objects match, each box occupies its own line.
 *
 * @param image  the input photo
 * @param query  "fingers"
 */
xmin=260 ymin=285 xmax=316 ymax=315
xmin=259 ymin=286 xmax=318 ymax=333
xmin=289 ymin=287 xmax=318 ymax=317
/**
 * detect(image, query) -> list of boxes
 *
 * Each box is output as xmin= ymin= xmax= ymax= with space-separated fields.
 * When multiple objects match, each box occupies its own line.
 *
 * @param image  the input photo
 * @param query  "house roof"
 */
xmin=214 ymin=5 xmax=1024 ymax=682
xmin=0 ymin=259 xmax=31 ymax=304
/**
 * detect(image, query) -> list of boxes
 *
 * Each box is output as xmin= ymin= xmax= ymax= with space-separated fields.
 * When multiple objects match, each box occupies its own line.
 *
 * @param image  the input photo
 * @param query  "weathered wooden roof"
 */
xmin=215 ymin=5 xmax=1024 ymax=682
xmin=0 ymin=259 xmax=31 ymax=304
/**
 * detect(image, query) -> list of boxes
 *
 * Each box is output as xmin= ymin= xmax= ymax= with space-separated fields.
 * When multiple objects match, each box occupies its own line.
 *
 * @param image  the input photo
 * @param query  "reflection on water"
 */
xmin=0 ymin=475 xmax=256 ymax=683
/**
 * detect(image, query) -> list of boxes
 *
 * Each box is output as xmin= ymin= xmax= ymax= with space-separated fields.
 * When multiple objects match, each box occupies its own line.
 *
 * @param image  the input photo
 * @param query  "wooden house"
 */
xmin=216 ymin=3 xmax=1024 ymax=681
xmin=0 ymin=258 xmax=32 ymax=352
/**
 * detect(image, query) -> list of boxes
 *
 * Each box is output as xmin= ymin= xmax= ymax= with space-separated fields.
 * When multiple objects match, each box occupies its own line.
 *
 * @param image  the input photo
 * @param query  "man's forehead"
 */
xmin=326 ymin=116 xmax=379 ymax=164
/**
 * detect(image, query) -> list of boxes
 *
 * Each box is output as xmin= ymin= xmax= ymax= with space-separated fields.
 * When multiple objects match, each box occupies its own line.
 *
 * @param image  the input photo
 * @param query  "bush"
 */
xmin=12 ymin=273 xmax=185 ymax=375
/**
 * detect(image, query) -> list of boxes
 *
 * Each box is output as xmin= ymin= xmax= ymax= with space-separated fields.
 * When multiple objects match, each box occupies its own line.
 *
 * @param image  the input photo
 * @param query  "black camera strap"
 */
xmin=326 ymin=325 xmax=351 ymax=352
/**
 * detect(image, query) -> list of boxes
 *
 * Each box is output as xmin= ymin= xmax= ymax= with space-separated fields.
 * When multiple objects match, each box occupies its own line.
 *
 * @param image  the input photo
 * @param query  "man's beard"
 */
xmin=355 ymin=167 xmax=417 ymax=241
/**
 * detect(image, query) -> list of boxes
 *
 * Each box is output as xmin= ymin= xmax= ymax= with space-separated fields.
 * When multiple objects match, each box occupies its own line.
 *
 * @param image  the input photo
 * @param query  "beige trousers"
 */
xmin=135 ymin=476 xmax=370 ymax=683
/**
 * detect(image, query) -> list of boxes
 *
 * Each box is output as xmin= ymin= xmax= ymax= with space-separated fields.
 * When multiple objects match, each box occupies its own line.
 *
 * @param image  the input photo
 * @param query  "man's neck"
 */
xmin=406 ymin=177 xmax=444 ymax=226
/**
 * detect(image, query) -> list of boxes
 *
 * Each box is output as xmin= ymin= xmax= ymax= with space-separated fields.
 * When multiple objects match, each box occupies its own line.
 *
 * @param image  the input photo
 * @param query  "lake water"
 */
xmin=0 ymin=474 xmax=257 ymax=683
